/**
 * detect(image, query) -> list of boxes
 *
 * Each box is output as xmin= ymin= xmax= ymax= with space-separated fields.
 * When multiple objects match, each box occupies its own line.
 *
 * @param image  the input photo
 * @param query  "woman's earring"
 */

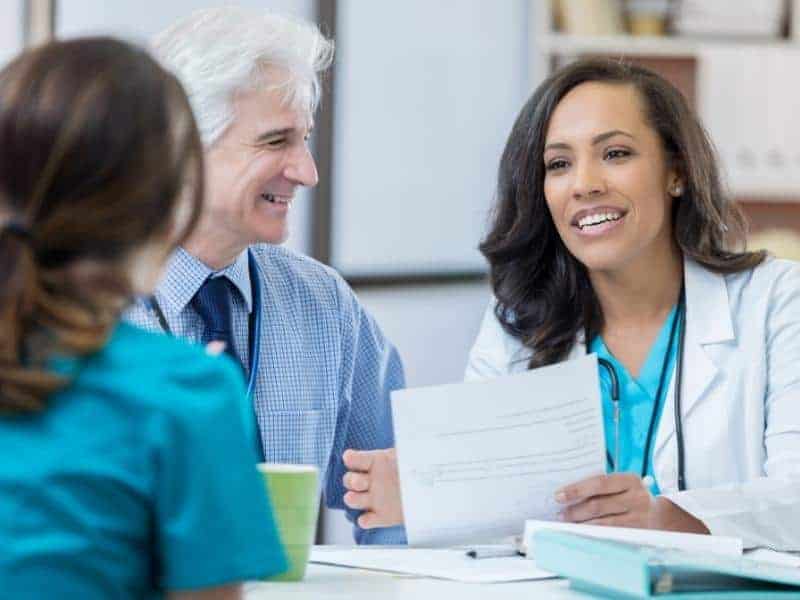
xmin=670 ymin=185 xmax=683 ymax=197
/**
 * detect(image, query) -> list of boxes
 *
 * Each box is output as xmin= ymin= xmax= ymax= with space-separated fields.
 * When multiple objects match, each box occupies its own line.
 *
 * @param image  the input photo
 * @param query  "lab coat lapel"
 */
xmin=653 ymin=258 xmax=735 ymax=461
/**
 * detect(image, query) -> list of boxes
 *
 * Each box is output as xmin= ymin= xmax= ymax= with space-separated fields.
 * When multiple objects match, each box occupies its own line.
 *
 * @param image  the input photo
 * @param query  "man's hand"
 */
xmin=342 ymin=448 xmax=404 ymax=529
xmin=555 ymin=473 xmax=709 ymax=533
xmin=205 ymin=341 xmax=227 ymax=356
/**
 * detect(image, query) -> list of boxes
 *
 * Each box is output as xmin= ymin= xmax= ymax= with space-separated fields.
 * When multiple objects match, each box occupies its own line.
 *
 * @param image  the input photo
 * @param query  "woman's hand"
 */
xmin=555 ymin=473 xmax=709 ymax=533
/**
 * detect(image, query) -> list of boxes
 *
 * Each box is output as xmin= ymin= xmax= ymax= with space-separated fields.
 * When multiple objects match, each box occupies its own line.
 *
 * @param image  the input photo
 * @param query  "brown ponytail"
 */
xmin=0 ymin=222 xmax=57 ymax=410
xmin=0 ymin=38 xmax=204 ymax=411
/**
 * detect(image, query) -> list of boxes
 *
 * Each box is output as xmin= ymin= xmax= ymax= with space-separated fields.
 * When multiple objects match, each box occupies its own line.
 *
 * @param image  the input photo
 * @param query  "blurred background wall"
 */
xmin=0 ymin=2 xmax=23 ymax=66
xmin=3 ymin=0 xmax=799 ymax=543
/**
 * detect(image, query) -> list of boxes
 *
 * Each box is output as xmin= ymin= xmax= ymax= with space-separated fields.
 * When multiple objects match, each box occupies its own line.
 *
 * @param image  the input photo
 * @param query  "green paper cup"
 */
xmin=257 ymin=463 xmax=319 ymax=581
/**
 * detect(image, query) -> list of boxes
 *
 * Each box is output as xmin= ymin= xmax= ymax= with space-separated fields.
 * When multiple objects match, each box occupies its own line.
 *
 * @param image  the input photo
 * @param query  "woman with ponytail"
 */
xmin=0 ymin=38 xmax=285 ymax=598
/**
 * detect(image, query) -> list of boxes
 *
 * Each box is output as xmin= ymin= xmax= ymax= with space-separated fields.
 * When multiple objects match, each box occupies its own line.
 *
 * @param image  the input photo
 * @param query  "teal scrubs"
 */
xmin=590 ymin=305 xmax=681 ymax=495
xmin=0 ymin=322 xmax=286 ymax=599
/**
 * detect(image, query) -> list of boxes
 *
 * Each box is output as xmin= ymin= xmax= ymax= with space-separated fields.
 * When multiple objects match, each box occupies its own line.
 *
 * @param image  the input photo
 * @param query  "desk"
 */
xmin=245 ymin=564 xmax=594 ymax=599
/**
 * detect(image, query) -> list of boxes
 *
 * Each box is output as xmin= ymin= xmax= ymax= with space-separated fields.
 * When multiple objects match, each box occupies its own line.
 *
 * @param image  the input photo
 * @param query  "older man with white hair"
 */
xmin=126 ymin=6 xmax=405 ymax=544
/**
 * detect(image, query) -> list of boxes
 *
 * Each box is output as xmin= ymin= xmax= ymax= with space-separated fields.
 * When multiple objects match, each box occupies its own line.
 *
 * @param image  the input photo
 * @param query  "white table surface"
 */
xmin=245 ymin=564 xmax=596 ymax=599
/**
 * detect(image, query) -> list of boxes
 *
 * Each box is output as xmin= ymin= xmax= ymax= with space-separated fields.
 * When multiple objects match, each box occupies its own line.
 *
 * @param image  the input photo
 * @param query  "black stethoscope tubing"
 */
xmin=594 ymin=285 xmax=687 ymax=491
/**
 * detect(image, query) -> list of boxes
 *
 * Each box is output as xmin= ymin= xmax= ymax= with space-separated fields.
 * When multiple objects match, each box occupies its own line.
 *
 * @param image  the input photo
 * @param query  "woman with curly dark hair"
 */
xmin=467 ymin=59 xmax=800 ymax=550
xmin=0 ymin=38 xmax=285 ymax=598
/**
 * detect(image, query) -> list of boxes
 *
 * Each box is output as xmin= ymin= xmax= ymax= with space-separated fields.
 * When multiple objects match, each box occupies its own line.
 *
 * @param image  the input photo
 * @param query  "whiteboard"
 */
xmin=331 ymin=0 xmax=530 ymax=277
xmin=55 ymin=0 xmax=316 ymax=257
xmin=0 ymin=1 xmax=24 ymax=69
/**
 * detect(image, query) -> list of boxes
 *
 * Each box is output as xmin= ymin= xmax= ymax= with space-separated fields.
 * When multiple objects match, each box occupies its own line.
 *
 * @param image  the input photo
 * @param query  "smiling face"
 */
xmin=199 ymin=71 xmax=318 ymax=256
xmin=542 ymin=81 xmax=682 ymax=275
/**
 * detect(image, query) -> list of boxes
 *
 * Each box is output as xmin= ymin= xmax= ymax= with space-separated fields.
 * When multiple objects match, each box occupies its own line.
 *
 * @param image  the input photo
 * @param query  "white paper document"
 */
xmin=745 ymin=548 xmax=800 ymax=569
xmin=392 ymin=354 xmax=605 ymax=546
xmin=309 ymin=546 xmax=555 ymax=583
xmin=523 ymin=520 xmax=743 ymax=558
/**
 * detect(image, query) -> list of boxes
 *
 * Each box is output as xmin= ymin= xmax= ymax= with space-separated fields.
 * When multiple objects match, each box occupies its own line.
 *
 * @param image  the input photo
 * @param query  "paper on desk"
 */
xmin=745 ymin=548 xmax=800 ymax=568
xmin=392 ymin=354 xmax=605 ymax=547
xmin=309 ymin=546 xmax=555 ymax=583
xmin=523 ymin=520 xmax=743 ymax=558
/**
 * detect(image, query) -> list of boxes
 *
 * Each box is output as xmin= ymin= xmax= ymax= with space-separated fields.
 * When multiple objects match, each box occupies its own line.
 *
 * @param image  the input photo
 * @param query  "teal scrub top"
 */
xmin=590 ymin=304 xmax=681 ymax=496
xmin=0 ymin=322 xmax=286 ymax=599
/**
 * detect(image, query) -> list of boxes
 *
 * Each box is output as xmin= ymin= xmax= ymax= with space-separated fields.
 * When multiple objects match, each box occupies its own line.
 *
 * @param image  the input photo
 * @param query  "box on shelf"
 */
xmin=697 ymin=45 xmax=800 ymax=198
xmin=556 ymin=0 xmax=626 ymax=35
xmin=627 ymin=0 xmax=671 ymax=36
xmin=673 ymin=0 xmax=787 ymax=39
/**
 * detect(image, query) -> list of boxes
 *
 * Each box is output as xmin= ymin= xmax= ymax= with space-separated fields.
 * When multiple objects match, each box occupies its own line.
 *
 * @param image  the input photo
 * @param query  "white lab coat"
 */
xmin=465 ymin=257 xmax=800 ymax=550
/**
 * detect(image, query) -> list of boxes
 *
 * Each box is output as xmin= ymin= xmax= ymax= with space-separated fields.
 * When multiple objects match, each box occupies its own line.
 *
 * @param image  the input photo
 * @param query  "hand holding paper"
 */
xmin=392 ymin=354 xmax=606 ymax=546
xmin=556 ymin=472 xmax=709 ymax=533
xmin=556 ymin=472 xmax=656 ymax=526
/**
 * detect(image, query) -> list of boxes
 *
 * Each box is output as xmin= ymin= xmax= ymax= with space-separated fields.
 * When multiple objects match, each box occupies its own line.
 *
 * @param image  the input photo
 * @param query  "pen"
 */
xmin=465 ymin=545 xmax=522 ymax=559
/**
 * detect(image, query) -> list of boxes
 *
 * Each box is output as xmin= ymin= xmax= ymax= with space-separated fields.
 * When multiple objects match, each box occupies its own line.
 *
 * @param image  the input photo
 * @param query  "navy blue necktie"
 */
xmin=191 ymin=276 xmax=244 ymax=372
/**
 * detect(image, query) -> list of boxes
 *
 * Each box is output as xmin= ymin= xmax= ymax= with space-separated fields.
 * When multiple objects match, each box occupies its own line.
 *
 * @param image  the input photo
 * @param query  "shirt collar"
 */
xmin=217 ymin=249 xmax=253 ymax=313
xmin=155 ymin=247 xmax=253 ymax=318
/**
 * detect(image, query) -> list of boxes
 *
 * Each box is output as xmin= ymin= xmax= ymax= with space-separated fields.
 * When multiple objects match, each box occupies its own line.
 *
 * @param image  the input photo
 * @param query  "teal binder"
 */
xmin=534 ymin=530 xmax=800 ymax=599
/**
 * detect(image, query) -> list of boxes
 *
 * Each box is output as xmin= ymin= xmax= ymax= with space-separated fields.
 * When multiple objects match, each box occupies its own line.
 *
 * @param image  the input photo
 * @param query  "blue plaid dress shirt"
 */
xmin=125 ymin=245 xmax=407 ymax=544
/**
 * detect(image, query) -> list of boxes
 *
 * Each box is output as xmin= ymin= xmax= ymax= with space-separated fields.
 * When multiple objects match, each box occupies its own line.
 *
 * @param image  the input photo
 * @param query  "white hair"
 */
xmin=153 ymin=6 xmax=334 ymax=147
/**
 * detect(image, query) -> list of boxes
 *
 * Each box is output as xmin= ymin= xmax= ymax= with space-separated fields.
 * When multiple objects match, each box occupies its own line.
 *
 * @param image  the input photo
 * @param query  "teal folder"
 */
xmin=534 ymin=530 xmax=800 ymax=599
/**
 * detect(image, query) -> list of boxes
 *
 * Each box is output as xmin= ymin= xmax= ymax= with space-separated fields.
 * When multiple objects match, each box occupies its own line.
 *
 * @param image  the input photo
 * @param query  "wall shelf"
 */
xmin=539 ymin=33 xmax=799 ymax=59
xmin=528 ymin=1 xmax=800 ymax=217
xmin=528 ymin=0 xmax=800 ymax=82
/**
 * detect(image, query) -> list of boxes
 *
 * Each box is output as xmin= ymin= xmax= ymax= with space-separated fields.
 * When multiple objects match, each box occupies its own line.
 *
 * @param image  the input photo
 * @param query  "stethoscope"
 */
xmin=147 ymin=249 xmax=263 ymax=403
xmin=592 ymin=284 xmax=687 ymax=491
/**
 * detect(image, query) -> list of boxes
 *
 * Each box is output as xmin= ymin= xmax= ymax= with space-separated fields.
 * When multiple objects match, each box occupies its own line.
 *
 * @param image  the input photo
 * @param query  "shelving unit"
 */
xmin=539 ymin=32 xmax=798 ymax=58
xmin=527 ymin=0 xmax=800 ymax=233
